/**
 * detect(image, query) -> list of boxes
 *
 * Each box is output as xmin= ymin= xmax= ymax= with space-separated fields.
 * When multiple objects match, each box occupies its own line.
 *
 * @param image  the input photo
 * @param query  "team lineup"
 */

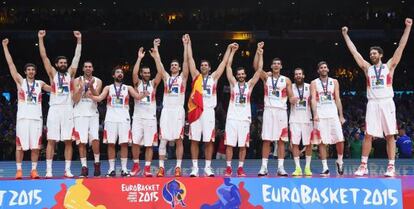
xmin=2 ymin=18 xmax=412 ymax=179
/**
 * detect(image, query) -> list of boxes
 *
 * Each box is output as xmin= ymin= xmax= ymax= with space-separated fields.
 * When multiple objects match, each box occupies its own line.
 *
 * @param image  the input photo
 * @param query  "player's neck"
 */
xmin=26 ymin=77 xmax=35 ymax=83
xmin=114 ymin=81 xmax=122 ymax=86
xmin=295 ymin=81 xmax=304 ymax=87
xmin=319 ymin=75 xmax=328 ymax=82
xmin=171 ymin=72 xmax=180 ymax=77
xmin=272 ymin=72 xmax=280 ymax=78
xmin=83 ymin=74 xmax=93 ymax=80
xmin=201 ymin=72 xmax=208 ymax=78
xmin=374 ymin=62 xmax=382 ymax=68
xmin=238 ymin=81 xmax=246 ymax=85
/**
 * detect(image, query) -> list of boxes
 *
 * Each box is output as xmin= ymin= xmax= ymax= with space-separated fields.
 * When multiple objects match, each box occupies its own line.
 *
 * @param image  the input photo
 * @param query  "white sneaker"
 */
xmin=45 ymin=170 xmax=53 ymax=179
xmin=64 ymin=170 xmax=74 ymax=178
xmin=354 ymin=163 xmax=369 ymax=176
xmin=384 ymin=164 xmax=396 ymax=177
xmin=258 ymin=166 xmax=268 ymax=176
xmin=190 ymin=167 xmax=199 ymax=177
xmin=204 ymin=167 xmax=215 ymax=177
xmin=277 ymin=167 xmax=288 ymax=177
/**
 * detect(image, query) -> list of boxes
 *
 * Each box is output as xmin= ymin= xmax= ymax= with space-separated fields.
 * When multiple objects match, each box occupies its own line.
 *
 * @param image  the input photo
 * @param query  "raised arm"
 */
xmin=187 ymin=34 xmax=200 ymax=79
xmin=40 ymin=81 xmax=51 ymax=92
xmin=387 ymin=18 xmax=412 ymax=72
xmin=248 ymin=45 xmax=264 ymax=87
xmin=181 ymin=34 xmax=190 ymax=83
xmin=89 ymin=85 xmax=109 ymax=102
xmin=253 ymin=41 xmax=264 ymax=70
xmin=132 ymin=47 xmax=145 ymax=87
xmin=128 ymin=85 xmax=147 ymax=100
xmin=341 ymin=27 xmax=371 ymax=73
xmin=38 ymin=30 xmax=56 ymax=79
xmin=226 ymin=43 xmax=238 ymax=86
xmin=310 ymin=80 xmax=319 ymax=122
xmin=69 ymin=31 xmax=82 ymax=78
xmin=333 ymin=79 xmax=346 ymax=124
xmin=149 ymin=38 xmax=169 ymax=81
xmin=2 ymin=38 xmax=23 ymax=85
xmin=212 ymin=43 xmax=233 ymax=81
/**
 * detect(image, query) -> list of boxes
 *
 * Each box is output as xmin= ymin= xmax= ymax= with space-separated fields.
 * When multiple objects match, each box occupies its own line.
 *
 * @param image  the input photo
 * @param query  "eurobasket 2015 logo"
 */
xmin=162 ymin=179 xmax=187 ymax=208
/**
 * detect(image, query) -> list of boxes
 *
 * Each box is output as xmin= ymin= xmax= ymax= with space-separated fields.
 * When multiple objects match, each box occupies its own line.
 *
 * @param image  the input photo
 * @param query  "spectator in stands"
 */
xmin=396 ymin=124 xmax=413 ymax=158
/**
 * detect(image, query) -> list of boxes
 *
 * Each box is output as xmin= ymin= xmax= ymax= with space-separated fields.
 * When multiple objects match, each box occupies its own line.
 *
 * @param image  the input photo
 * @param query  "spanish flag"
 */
xmin=188 ymin=74 xmax=204 ymax=123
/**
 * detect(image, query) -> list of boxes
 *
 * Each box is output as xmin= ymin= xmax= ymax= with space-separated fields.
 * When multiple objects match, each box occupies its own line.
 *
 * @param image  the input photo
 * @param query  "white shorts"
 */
xmin=132 ymin=117 xmax=158 ymax=147
xmin=47 ymin=105 xmax=74 ymax=141
xmin=290 ymin=122 xmax=313 ymax=145
xmin=314 ymin=117 xmax=344 ymax=145
xmin=189 ymin=108 xmax=215 ymax=142
xmin=16 ymin=119 xmax=43 ymax=151
xmin=262 ymin=108 xmax=288 ymax=142
xmin=225 ymin=119 xmax=250 ymax=147
xmin=366 ymin=98 xmax=397 ymax=138
xmin=103 ymin=121 xmax=131 ymax=144
xmin=74 ymin=116 xmax=99 ymax=145
xmin=160 ymin=107 xmax=185 ymax=141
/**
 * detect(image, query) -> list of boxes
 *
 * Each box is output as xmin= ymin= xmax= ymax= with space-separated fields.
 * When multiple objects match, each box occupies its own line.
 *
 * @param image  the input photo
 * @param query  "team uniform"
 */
xmin=160 ymin=75 xmax=185 ymax=141
xmin=225 ymin=82 xmax=252 ymax=147
xmin=47 ymin=72 xmax=74 ymax=141
xmin=103 ymin=84 xmax=131 ymax=144
xmin=132 ymin=80 xmax=158 ymax=146
xmin=289 ymin=83 xmax=313 ymax=145
xmin=365 ymin=64 xmax=397 ymax=137
xmin=262 ymin=75 xmax=289 ymax=142
xmin=190 ymin=75 xmax=217 ymax=142
xmin=314 ymin=77 xmax=344 ymax=144
xmin=16 ymin=79 xmax=43 ymax=151
xmin=73 ymin=76 xmax=100 ymax=144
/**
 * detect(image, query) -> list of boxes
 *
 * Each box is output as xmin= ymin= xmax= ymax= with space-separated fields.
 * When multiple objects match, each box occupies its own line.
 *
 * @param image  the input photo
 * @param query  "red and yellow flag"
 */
xmin=188 ymin=74 xmax=204 ymax=123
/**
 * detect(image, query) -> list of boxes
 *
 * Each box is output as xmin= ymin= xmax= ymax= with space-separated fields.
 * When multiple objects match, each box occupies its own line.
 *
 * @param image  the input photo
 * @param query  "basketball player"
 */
xmin=254 ymin=42 xmax=293 ymax=176
xmin=290 ymin=68 xmax=313 ymax=176
xmin=73 ymin=61 xmax=102 ymax=177
xmin=224 ymin=42 xmax=263 ymax=177
xmin=2 ymin=38 xmax=51 ymax=179
xmin=186 ymin=34 xmax=233 ymax=177
xmin=310 ymin=61 xmax=346 ymax=176
xmin=88 ymin=67 xmax=146 ymax=177
xmin=38 ymin=30 xmax=82 ymax=178
xmin=130 ymin=47 xmax=162 ymax=177
xmin=342 ymin=18 xmax=412 ymax=177
xmin=149 ymin=36 xmax=189 ymax=177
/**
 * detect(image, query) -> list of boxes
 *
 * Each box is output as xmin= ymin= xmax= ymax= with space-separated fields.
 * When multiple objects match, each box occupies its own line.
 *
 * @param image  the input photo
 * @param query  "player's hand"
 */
xmin=341 ymin=27 xmax=348 ymax=35
xmin=153 ymin=38 xmax=161 ymax=48
xmin=339 ymin=116 xmax=346 ymax=125
xmin=257 ymin=48 xmax=264 ymax=55
xmin=38 ymin=30 xmax=46 ymax=38
xmin=73 ymin=31 xmax=82 ymax=39
xmin=86 ymin=91 xmax=93 ymax=98
xmin=182 ymin=34 xmax=189 ymax=45
xmin=186 ymin=34 xmax=191 ymax=44
xmin=406 ymin=18 xmax=413 ymax=27
xmin=138 ymin=47 xmax=145 ymax=59
xmin=143 ymin=90 xmax=151 ymax=96
xmin=2 ymin=38 xmax=9 ymax=46
xmin=257 ymin=41 xmax=264 ymax=49
xmin=231 ymin=43 xmax=239 ymax=51
xmin=290 ymin=97 xmax=299 ymax=104
xmin=313 ymin=115 xmax=319 ymax=122
xmin=88 ymin=78 xmax=95 ymax=89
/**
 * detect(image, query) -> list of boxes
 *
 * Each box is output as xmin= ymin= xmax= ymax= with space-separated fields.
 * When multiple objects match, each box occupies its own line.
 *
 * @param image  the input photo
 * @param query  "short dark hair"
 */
xmin=370 ymin=46 xmax=384 ymax=55
xmin=236 ymin=67 xmax=245 ymax=73
xmin=24 ymin=63 xmax=37 ymax=71
xmin=54 ymin=56 xmax=67 ymax=64
xmin=272 ymin=57 xmax=282 ymax=64
xmin=200 ymin=59 xmax=211 ymax=67
xmin=317 ymin=61 xmax=328 ymax=68
xmin=112 ymin=65 xmax=122 ymax=75
xmin=83 ymin=60 xmax=93 ymax=67
xmin=294 ymin=67 xmax=304 ymax=74
xmin=170 ymin=59 xmax=180 ymax=66
xmin=140 ymin=66 xmax=150 ymax=73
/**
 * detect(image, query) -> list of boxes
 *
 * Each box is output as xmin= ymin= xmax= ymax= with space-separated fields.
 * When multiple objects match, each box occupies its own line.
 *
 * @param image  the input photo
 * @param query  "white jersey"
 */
xmin=104 ymin=84 xmax=130 ymax=123
xmin=227 ymin=82 xmax=252 ymax=122
xmin=315 ymin=77 xmax=338 ymax=119
xmin=49 ymin=72 xmax=73 ymax=106
xmin=366 ymin=63 xmax=394 ymax=100
xmin=17 ymin=79 xmax=43 ymax=120
xmin=133 ymin=80 xmax=156 ymax=119
xmin=163 ymin=75 xmax=185 ymax=108
xmin=201 ymin=75 xmax=217 ymax=109
xmin=74 ymin=76 xmax=99 ymax=117
xmin=264 ymin=75 xmax=288 ymax=109
xmin=290 ymin=83 xmax=312 ymax=123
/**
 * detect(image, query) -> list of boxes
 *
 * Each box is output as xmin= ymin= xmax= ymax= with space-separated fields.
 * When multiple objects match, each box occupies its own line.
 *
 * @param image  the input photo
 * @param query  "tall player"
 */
xmin=89 ymin=67 xmax=146 ymax=177
xmin=186 ymin=35 xmax=233 ymax=177
xmin=224 ymin=43 xmax=263 ymax=177
xmin=38 ymin=30 xmax=82 ymax=178
xmin=310 ymin=61 xmax=346 ymax=176
xmin=149 ymin=36 xmax=189 ymax=177
xmin=73 ymin=61 xmax=102 ymax=177
xmin=2 ymin=38 xmax=51 ymax=179
xmin=342 ymin=18 xmax=412 ymax=177
xmin=254 ymin=43 xmax=293 ymax=176
xmin=130 ymin=47 xmax=162 ymax=177
xmin=290 ymin=68 xmax=313 ymax=176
